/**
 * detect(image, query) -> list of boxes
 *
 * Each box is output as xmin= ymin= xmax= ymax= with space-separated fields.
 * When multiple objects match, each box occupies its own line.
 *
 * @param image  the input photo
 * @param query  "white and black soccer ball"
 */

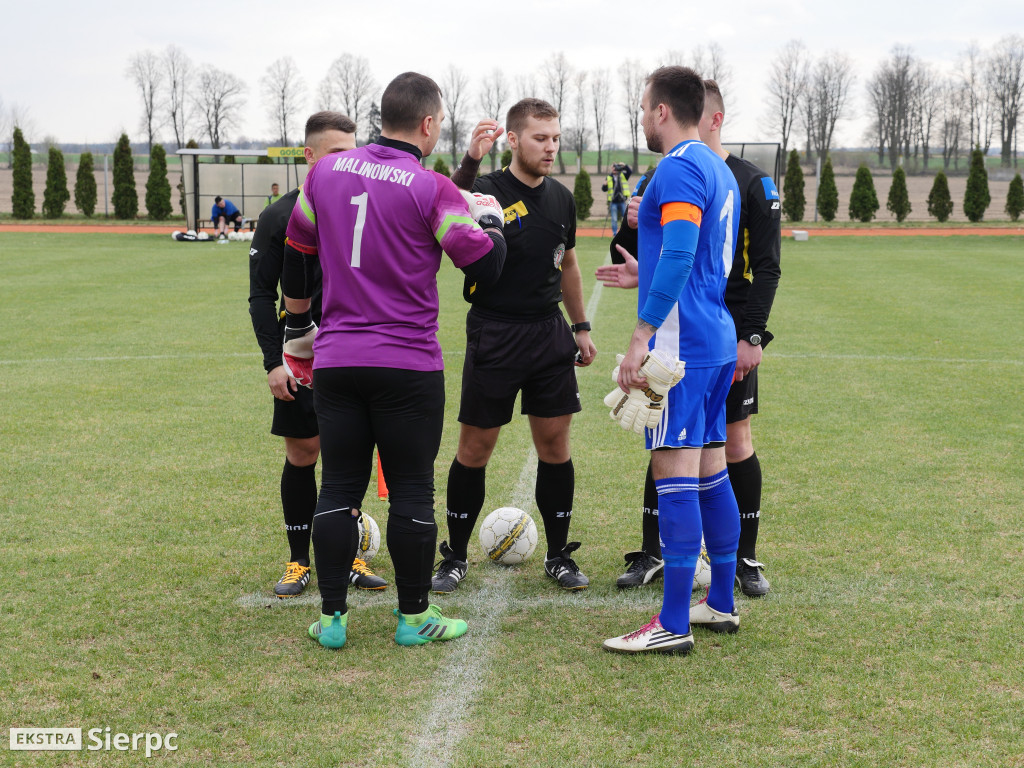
xmin=479 ymin=507 xmax=538 ymax=565
xmin=171 ymin=230 xmax=182 ymax=240
xmin=196 ymin=231 xmax=210 ymax=241
xmin=693 ymin=539 xmax=712 ymax=589
xmin=356 ymin=512 xmax=381 ymax=561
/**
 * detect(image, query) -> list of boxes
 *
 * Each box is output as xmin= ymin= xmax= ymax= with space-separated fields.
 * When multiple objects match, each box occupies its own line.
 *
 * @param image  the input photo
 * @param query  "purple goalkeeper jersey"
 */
xmin=285 ymin=142 xmax=494 ymax=372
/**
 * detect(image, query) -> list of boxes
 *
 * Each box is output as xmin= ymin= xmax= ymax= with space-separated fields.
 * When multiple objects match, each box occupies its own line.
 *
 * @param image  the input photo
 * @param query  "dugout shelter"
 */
xmin=177 ymin=148 xmax=311 ymax=232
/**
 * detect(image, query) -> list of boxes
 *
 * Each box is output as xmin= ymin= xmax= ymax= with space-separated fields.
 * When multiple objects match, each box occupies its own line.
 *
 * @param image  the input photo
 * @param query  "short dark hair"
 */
xmin=646 ymin=66 xmax=705 ymax=128
xmin=380 ymin=72 xmax=442 ymax=133
xmin=304 ymin=111 xmax=357 ymax=144
xmin=703 ymin=79 xmax=725 ymax=116
xmin=506 ymin=98 xmax=559 ymax=136
xmin=214 ymin=196 xmax=223 ymax=203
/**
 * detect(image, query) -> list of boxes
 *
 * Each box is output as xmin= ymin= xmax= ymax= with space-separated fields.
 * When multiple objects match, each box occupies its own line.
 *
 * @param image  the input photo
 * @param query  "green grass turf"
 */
xmin=1 ymin=232 xmax=1022 ymax=767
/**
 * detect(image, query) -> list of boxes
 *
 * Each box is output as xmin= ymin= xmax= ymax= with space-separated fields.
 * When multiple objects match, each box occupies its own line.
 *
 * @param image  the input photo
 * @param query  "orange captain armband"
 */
xmin=285 ymin=236 xmax=317 ymax=255
xmin=660 ymin=202 xmax=702 ymax=227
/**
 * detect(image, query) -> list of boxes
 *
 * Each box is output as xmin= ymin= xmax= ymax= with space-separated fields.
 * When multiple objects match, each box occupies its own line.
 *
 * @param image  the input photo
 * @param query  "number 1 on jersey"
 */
xmin=350 ymin=192 xmax=368 ymax=268
xmin=719 ymin=189 xmax=734 ymax=278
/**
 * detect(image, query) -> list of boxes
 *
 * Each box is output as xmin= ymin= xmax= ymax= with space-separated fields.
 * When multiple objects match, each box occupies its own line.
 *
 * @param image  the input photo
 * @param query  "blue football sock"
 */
xmin=655 ymin=476 xmax=702 ymax=635
xmin=699 ymin=469 xmax=741 ymax=614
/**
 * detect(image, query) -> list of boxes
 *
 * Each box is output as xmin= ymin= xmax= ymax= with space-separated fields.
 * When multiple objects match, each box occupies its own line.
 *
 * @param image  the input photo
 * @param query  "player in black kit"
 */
xmin=248 ymin=111 xmax=387 ymax=597
xmin=597 ymin=80 xmax=781 ymax=596
xmin=432 ymin=98 xmax=597 ymax=593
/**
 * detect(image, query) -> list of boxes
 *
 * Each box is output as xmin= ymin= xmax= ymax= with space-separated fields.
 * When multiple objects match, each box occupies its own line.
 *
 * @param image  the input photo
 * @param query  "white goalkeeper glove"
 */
xmin=282 ymin=311 xmax=317 ymax=389
xmin=459 ymin=190 xmax=504 ymax=230
xmin=604 ymin=351 xmax=686 ymax=434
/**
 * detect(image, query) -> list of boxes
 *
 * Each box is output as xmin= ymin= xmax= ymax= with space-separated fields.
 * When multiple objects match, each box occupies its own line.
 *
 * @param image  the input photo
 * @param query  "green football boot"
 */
xmin=394 ymin=604 xmax=468 ymax=646
xmin=308 ymin=610 xmax=348 ymax=649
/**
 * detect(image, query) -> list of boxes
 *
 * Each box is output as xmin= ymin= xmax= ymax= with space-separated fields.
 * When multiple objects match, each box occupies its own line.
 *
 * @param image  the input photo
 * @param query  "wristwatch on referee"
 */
xmin=742 ymin=332 xmax=763 ymax=346
xmin=570 ymin=321 xmax=591 ymax=333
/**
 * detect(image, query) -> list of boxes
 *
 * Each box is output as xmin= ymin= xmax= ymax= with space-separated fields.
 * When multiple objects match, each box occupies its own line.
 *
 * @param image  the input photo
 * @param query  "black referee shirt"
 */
xmin=464 ymin=168 xmax=577 ymax=320
xmin=723 ymin=154 xmax=782 ymax=343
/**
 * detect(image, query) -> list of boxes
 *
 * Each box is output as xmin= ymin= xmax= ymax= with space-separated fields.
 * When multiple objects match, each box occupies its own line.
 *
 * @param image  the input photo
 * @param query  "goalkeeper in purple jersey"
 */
xmin=281 ymin=72 xmax=507 ymax=649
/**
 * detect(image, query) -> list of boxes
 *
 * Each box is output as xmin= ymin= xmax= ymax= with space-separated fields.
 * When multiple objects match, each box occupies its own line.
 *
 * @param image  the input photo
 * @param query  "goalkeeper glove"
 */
xmin=604 ymin=351 xmax=686 ymax=434
xmin=282 ymin=310 xmax=317 ymax=389
xmin=459 ymin=190 xmax=504 ymax=231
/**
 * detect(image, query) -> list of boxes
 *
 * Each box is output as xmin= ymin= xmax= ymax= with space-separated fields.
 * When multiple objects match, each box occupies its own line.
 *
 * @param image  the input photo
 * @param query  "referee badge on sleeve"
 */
xmin=553 ymin=243 xmax=565 ymax=269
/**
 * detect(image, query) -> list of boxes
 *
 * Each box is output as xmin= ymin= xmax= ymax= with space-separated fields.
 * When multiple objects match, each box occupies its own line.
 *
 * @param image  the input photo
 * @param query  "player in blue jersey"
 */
xmin=603 ymin=66 xmax=742 ymax=655
xmin=597 ymin=81 xmax=782 ymax=597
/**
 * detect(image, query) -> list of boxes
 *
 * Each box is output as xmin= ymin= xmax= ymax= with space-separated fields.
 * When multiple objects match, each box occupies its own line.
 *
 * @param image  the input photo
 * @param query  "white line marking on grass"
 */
xmin=408 ymin=277 xmax=608 ymax=768
xmin=769 ymin=352 xmax=1024 ymax=367
xmin=0 ymin=352 xmax=252 ymax=366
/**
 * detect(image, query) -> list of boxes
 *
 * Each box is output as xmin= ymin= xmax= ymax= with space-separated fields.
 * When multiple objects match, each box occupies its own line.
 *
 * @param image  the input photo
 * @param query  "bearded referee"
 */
xmin=281 ymin=72 xmax=507 ymax=648
xmin=431 ymin=99 xmax=597 ymax=595
xmin=248 ymin=111 xmax=386 ymax=598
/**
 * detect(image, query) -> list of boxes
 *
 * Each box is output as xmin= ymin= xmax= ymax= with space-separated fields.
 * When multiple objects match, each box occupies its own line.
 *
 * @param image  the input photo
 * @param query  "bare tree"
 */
xmin=869 ymin=47 xmax=916 ymax=170
xmin=164 ymin=45 xmax=193 ymax=149
xmin=986 ymin=35 xmax=1024 ymax=167
xmin=692 ymin=42 xmax=733 ymax=97
xmin=3 ymin=101 xmax=34 ymax=168
xmin=477 ymin=68 xmax=509 ymax=171
xmin=957 ymin=43 xmax=997 ymax=154
xmin=619 ymin=59 xmax=646 ymax=170
xmin=865 ymin=70 xmax=888 ymax=165
xmin=940 ymin=77 xmax=965 ymax=170
xmin=126 ymin=50 xmax=164 ymax=152
xmin=261 ymin=57 xmax=307 ymax=146
xmin=542 ymin=52 xmax=573 ymax=174
xmin=765 ymin=40 xmax=808 ymax=155
xmin=590 ymin=68 xmax=611 ymax=173
xmin=195 ymin=66 xmax=247 ymax=149
xmin=323 ymin=54 xmax=377 ymax=141
xmin=316 ymin=77 xmax=335 ymax=111
xmin=513 ymin=73 xmax=538 ymax=103
xmin=911 ymin=61 xmax=941 ymax=169
xmin=565 ymin=71 xmax=589 ymax=171
xmin=441 ymin=65 xmax=470 ymax=167
xmin=804 ymin=53 xmax=855 ymax=162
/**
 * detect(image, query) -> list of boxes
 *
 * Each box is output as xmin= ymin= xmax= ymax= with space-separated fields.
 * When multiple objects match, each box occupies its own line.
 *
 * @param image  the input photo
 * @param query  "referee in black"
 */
xmin=597 ymin=80 xmax=782 ymax=595
xmin=432 ymin=98 xmax=597 ymax=594
xmin=248 ymin=111 xmax=386 ymax=597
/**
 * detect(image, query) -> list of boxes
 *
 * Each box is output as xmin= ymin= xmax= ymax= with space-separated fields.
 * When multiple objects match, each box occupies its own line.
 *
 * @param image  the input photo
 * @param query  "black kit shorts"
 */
xmin=725 ymin=364 xmax=758 ymax=425
xmin=458 ymin=310 xmax=582 ymax=429
xmin=271 ymin=383 xmax=319 ymax=439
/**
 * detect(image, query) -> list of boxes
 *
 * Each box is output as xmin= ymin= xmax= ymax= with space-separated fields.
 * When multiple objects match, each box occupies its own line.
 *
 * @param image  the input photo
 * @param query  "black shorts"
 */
xmin=458 ymin=310 xmax=581 ymax=429
xmin=725 ymin=364 xmax=758 ymax=424
xmin=271 ymin=383 xmax=319 ymax=439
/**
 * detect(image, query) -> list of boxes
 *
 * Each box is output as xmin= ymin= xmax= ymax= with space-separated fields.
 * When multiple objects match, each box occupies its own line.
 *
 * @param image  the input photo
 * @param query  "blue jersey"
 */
xmin=637 ymin=140 xmax=740 ymax=367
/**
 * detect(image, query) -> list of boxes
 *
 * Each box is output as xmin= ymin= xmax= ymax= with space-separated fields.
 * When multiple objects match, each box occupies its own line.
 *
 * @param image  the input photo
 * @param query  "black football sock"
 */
xmin=281 ymin=459 xmax=317 ymax=564
xmin=312 ymin=507 xmax=357 ymax=616
xmin=641 ymin=461 xmax=662 ymax=559
xmin=387 ymin=514 xmax=437 ymax=616
xmin=445 ymin=459 xmax=486 ymax=561
xmin=536 ymin=458 xmax=574 ymax=559
xmin=728 ymin=452 xmax=762 ymax=561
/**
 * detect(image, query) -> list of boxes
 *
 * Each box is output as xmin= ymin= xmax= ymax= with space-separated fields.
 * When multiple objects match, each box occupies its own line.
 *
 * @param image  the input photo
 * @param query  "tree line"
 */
xmin=766 ymin=37 xmax=1024 ymax=171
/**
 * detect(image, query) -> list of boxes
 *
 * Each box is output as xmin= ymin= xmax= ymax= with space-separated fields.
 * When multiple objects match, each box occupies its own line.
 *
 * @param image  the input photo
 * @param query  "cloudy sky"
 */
xmin=5 ymin=0 xmax=1022 ymax=150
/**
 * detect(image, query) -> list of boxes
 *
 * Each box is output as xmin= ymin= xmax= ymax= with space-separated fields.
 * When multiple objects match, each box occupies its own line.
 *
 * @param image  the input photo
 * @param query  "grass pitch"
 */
xmin=1 ymin=232 xmax=1022 ymax=767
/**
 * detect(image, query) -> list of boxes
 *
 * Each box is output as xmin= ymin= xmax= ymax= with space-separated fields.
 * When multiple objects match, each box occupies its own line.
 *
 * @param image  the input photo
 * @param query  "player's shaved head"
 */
xmin=381 ymin=72 xmax=443 ymax=133
xmin=646 ymin=66 xmax=705 ymax=128
xmin=305 ymin=111 xmax=357 ymax=144
xmin=703 ymin=79 xmax=724 ymax=116
xmin=506 ymin=98 xmax=559 ymax=136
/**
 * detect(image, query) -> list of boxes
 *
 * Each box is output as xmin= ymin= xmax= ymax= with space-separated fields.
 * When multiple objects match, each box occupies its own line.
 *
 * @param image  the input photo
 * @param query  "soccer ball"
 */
xmin=479 ymin=507 xmax=538 ymax=565
xmin=197 ymin=231 xmax=210 ymax=241
xmin=693 ymin=539 xmax=712 ymax=589
xmin=227 ymin=231 xmax=241 ymax=241
xmin=171 ymin=230 xmax=182 ymax=240
xmin=356 ymin=512 xmax=381 ymax=561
